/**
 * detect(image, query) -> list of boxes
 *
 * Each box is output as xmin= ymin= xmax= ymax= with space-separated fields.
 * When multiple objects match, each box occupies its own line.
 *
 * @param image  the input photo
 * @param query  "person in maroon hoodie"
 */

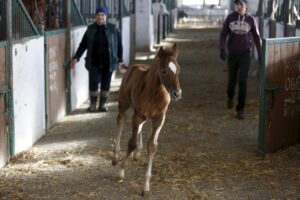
xmin=219 ymin=0 xmax=262 ymax=120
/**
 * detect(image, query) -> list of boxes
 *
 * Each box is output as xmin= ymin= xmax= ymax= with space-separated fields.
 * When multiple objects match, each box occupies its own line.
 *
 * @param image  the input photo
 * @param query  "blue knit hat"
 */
xmin=95 ymin=5 xmax=109 ymax=16
xmin=234 ymin=0 xmax=248 ymax=4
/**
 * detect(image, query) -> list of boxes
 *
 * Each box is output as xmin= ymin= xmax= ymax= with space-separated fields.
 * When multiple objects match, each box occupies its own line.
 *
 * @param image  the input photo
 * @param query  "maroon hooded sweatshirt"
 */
xmin=219 ymin=11 xmax=262 ymax=55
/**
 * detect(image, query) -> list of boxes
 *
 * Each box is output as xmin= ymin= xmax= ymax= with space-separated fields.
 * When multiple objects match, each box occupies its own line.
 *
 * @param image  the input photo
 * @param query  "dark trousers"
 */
xmin=89 ymin=66 xmax=113 ymax=92
xmin=227 ymin=50 xmax=251 ymax=112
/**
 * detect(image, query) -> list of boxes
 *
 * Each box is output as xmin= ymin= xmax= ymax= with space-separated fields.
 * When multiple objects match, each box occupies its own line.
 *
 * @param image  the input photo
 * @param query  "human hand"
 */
xmin=69 ymin=59 xmax=77 ymax=69
xmin=220 ymin=49 xmax=227 ymax=61
xmin=118 ymin=63 xmax=128 ymax=74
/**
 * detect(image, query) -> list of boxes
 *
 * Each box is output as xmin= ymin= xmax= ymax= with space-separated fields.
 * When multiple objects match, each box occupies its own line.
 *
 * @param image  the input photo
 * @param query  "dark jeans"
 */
xmin=227 ymin=50 xmax=251 ymax=112
xmin=89 ymin=66 xmax=113 ymax=92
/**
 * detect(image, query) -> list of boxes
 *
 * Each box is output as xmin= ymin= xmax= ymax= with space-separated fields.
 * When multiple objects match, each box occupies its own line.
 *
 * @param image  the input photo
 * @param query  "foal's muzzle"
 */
xmin=171 ymin=89 xmax=182 ymax=100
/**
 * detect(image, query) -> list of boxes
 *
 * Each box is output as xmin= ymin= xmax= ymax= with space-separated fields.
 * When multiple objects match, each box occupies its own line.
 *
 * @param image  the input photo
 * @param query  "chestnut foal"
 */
xmin=113 ymin=43 xmax=182 ymax=195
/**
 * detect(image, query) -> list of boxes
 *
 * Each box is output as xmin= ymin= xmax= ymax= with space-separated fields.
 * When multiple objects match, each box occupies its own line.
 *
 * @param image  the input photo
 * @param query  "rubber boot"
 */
xmin=98 ymin=91 xmax=109 ymax=112
xmin=87 ymin=96 xmax=98 ymax=112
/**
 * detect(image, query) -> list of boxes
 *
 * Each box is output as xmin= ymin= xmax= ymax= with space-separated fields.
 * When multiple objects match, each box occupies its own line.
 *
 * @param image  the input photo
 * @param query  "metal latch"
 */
xmin=265 ymin=85 xmax=281 ymax=108
xmin=0 ymin=86 xmax=9 ymax=98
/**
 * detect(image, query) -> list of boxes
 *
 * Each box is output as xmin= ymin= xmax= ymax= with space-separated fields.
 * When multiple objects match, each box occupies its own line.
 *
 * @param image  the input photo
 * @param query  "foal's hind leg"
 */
xmin=143 ymin=113 xmax=165 ymax=196
xmin=117 ymin=113 xmax=146 ymax=182
xmin=112 ymin=102 xmax=129 ymax=166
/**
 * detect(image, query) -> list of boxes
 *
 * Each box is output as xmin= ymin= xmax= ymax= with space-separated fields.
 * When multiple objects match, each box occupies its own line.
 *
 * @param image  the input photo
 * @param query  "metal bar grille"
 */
xmin=74 ymin=0 xmax=132 ymax=24
xmin=71 ymin=0 xmax=86 ymax=26
xmin=44 ymin=0 xmax=64 ymax=30
xmin=73 ymin=0 xmax=97 ymax=24
xmin=265 ymin=0 xmax=300 ymax=24
xmin=12 ymin=0 xmax=39 ymax=40
xmin=0 ymin=1 xmax=5 ymax=41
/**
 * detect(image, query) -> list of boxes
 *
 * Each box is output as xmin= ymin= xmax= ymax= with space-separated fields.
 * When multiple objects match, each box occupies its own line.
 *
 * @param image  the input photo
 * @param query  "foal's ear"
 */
xmin=172 ymin=43 xmax=178 ymax=58
xmin=158 ymin=47 xmax=165 ymax=58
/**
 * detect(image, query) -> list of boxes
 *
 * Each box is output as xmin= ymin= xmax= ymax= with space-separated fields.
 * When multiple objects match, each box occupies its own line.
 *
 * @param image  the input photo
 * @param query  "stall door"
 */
xmin=259 ymin=37 xmax=300 ymax=153
xmin=45 ymin=31 xmax=67 ymax=127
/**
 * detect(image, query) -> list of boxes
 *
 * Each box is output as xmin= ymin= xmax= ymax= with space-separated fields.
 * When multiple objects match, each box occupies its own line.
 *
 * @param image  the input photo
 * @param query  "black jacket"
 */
xmin=74 ymin=22 xmax=123 ymax=71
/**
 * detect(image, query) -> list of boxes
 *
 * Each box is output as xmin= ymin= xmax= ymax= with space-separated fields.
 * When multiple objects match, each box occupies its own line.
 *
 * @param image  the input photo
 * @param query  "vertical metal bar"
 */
xmin=258 ymin=39 xmax=268 ymax=155
xmin=44 ymin=32 xmax=48 ymax=129
xmin=64 ymin=0 xmax=72 ymax=113
xmin=162 ymin=15 xmax=166 ymax=39
xmin=167 ymin=0 xmax=171 ymax=34
xmin=157 ymin=14 xmax=160 ymax=44
xmin=115 ymin=0 xmax=118 ymax=18
xmin=18 ymin=6 xmax=23 ymax=37
xmin=119 ymin=0 xmax=122 ymax=30
xmin=258 ymin=0 xmax=264 ymax=38
xmin=88 ymin=0 xmax=91 ymax=22
xmin=130 ymin=0 xmax=136 ymax=63
xmin=6 ymin=0 xmax=15 ymax=156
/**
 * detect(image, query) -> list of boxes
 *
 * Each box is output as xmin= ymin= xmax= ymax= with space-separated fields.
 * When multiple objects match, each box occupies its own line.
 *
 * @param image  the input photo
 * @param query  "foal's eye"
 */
xmin=161 ymin=69 xmax=167 ymax=75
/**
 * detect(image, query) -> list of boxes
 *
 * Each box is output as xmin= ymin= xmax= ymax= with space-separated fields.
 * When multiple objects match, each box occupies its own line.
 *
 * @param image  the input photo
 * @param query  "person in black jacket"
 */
xmin=219 ymin=0 xmax=262 ymax=119
xmin=70 ymin=5 xmax=123 ymax=112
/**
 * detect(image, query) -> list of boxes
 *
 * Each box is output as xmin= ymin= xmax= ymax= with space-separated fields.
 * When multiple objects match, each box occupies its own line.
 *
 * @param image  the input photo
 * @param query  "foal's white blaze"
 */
xmin=168 ymin=62 xmax=177 ymax=74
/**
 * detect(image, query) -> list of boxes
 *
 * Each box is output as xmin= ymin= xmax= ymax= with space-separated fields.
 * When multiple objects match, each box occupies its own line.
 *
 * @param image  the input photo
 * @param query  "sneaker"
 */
xmin=236 ymin=111 xmax=245 ymax=120
xmin=227 ymin=99 xmax=233 ymax=109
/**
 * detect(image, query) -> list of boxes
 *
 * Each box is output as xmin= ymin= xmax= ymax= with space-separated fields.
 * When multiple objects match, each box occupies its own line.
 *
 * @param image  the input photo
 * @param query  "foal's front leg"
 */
xmin=117 ymin=113 xmax=146 ymax=182
xmin=143 ymin=113 xmax=165 ymax=196
xmin=113 ymin=110 xmax=126 ymax=166
xmin=133 ymin=127 xmax=144 ymax=161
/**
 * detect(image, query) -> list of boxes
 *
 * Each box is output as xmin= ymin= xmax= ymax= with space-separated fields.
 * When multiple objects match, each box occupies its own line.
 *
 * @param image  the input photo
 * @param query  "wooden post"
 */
xmin=269 ymin=19 xmax=276 ymax=38
xmin=296 ymin=20 xmax=300 ymax=29
xmin=284 ymin=0 xmax=296 ymax=37
xmin=129 ymin=0 xmax=136 ymax=63
xmin=285 ymin=24 xmax=296 ymax=37
xmin=157 ymin=14 xmax=160 ymax=44
xmin=258 ymin=0 xmax=264 ymax=38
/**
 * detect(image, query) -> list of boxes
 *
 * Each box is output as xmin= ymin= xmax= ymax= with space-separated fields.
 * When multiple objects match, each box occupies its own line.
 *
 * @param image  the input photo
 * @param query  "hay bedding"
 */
xmin=0 ymin=26 xmax=299 ymax=199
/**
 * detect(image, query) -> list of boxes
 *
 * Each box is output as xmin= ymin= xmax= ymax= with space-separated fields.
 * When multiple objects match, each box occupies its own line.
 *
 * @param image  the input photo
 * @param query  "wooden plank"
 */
xmin=267 ymin=44 xmax=275 ymax=80
xmin=0 ymin=47 xmax=5 ymax=88
xmin=265 ymin=43 xmax=281 ymax=152
xmin=265 ymin=41 xmax=300 ymax=153
xmin=0 ymin=46 xmax=7 ymax=167
xmin=0 ymin=98 xmax=7 ymax=167
xmin=289 ymin=42 xmax=300 ymax=144
xmin=46 ymin=32 xmax=67 ymax=127
xmin=279 ymin=42 xmax=290 ymax=149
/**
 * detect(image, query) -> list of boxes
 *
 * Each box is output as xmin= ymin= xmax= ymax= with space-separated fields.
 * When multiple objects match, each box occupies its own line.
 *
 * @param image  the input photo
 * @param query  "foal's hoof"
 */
xmin=112 ymin=154 xmax=121 ymax=166
xmin=116 ymin=175 xmax=124 ymax=183
xmin=112 ymin=159 xmax=118 ymax=166
xmin=141 ymin=190 xmax=150 ymax=197
xmin=116 ymin=169 xmax=125 ymax=183
xmin=133 ymin=151 xmax=141 ymax=161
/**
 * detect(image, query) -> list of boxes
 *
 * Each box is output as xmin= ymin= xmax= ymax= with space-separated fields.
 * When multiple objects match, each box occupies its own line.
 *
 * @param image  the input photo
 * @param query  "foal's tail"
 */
xmin=118 ymin=63 xmax=128 ymax=74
